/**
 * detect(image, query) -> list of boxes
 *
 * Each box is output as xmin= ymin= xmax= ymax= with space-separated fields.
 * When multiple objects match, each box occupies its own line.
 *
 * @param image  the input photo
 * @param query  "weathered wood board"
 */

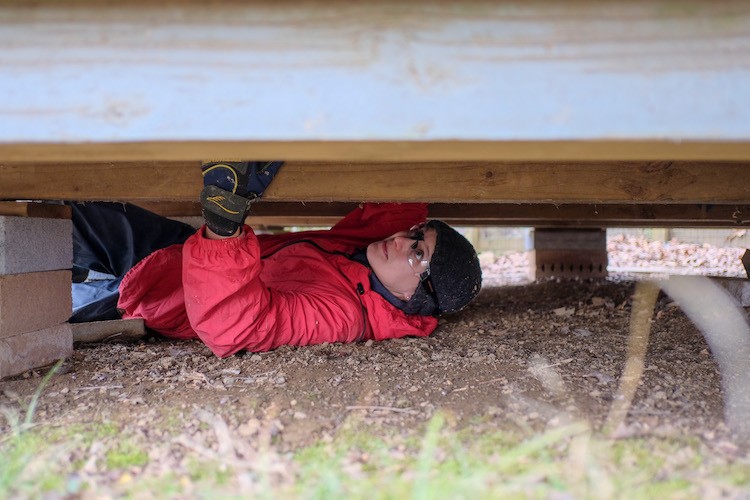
xmin=0 ymin=0 xmax=749 ymax=162
xmin=3 ymin=161 xmax=750 ymax=205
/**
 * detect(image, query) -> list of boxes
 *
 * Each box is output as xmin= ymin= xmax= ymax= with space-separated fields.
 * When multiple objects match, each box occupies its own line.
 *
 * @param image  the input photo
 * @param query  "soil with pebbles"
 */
xmin=1 ymin=236 xmax=749 ymax=479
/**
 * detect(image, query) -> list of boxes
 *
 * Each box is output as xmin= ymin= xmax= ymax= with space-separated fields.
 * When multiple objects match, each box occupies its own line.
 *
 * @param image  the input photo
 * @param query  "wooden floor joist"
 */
xmin=3 ymin=161 xmax=750 ymax=205
xmin=242 ymin=203 xmax=750 ymax=228
xmin=136 ymin=201 xmax=750 ymax=228
xmin=2 ymin=142 xmax=750 ymax=164
xmin=0 ymin=202 xmax=71 ymax=219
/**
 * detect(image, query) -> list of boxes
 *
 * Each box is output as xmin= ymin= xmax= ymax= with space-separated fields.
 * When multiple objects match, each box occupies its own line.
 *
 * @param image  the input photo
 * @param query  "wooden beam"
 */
xmin=137 ymin=201 xmax=750 ymax=228
xmin=1 ymin=1 xmax=749 ymax=162
xmin=3 ymin=161 xmax=750 ymax=204
xmin=0 ymin=202 xmax=71 ymax=219
xmin=2 ymin=142 xmax=750 ymax=163
xmin=428 ymin=203 xmax=750 ymax=228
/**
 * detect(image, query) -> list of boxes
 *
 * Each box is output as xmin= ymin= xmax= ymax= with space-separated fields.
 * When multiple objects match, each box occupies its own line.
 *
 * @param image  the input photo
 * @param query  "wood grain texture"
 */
xmin=137 ymin=201 xmax=750 ymax=228
xmin=1 ymin=142 xmax=750 ymax=163
xmin=0 ymin=202 xmax=71 ymax=219
xmin=3 ymin=161 xmax=750 ymax=204
xmin=0 ymin=0 xmax=748 ymax=160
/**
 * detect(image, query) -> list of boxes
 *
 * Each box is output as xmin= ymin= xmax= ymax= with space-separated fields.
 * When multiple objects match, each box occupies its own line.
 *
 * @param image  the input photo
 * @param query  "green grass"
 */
xmin=2 ymin=368 xmax=750 ymax=499
xmin=105 ymin=440 xmax=149 ymax=470
xmin=2 ymin=415 xmax=749 ymax=499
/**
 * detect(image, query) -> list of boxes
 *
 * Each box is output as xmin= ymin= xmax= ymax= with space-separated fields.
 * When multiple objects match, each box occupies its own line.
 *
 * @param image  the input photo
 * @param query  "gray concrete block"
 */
xmin=0 ymin=270 xmax=71 ymax=339
xmin=0 ymin=216 xmax=72 ymax=275
xmin=530 ymin=227 xmax=608 ymax=280
xmin=0 ymin=323 xmax=73 ymax=379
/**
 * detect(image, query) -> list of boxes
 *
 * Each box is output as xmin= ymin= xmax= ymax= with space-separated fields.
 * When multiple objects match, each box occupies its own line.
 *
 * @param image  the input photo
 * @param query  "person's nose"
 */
xmin=393 ymin=235 xmax=411 ymax=254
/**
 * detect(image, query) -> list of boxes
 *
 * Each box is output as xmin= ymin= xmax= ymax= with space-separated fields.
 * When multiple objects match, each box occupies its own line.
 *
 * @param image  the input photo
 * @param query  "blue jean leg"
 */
xmin=71 ymin=279 xmax=123 ymax=322
xmin=68 ymin=202 xmax=196 ymax=322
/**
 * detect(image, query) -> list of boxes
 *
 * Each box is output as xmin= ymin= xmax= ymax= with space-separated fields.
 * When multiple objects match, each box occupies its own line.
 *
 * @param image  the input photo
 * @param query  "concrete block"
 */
xmin=532 ymin=249 xmax=608 ymax=279
xmin=0 ymin=270 xmax=71 ymax=339
xmin=0 ymin=216 xmax=72 ymax=275
xmin=0 ymin=323 xmax=73 ymax=379
xmin=531 ymin=229 xmax=608 ymax=280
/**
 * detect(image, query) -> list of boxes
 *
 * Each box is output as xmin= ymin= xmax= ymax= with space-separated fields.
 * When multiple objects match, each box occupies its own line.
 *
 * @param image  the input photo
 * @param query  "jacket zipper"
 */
xmin=261 ymin=239 xmax=369 ymax=341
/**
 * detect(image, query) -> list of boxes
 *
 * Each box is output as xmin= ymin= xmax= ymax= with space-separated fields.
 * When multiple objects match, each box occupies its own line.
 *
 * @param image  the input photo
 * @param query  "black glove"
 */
xmin=200 ymin=161 xmax=284 ymax=236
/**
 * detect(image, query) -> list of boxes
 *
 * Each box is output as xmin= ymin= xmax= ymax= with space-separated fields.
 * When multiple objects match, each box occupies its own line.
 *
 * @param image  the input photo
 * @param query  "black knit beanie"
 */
xmin=402 ymin=220 xmax=482 ymax=316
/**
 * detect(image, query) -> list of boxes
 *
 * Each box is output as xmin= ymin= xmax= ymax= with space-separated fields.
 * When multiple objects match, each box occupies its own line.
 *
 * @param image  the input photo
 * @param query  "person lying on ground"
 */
xmin=70 ymin=161 xmax=482 ymax=357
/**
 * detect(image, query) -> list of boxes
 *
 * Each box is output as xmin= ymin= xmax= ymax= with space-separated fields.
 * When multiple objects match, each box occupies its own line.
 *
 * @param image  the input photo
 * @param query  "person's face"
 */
xmin=366 ymin=224 xmax=437 ymax=301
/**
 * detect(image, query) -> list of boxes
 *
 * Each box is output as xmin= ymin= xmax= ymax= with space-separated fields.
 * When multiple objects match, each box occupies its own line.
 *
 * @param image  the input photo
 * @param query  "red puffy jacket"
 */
xmin=118 ymin=203 xmax=438 ymax=357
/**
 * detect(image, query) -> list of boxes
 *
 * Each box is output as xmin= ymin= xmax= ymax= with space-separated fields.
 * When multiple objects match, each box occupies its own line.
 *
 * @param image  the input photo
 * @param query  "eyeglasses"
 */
xmin=407 ymin=222 xmax=442 ymax=316
xmin=406 ymin=223 xmax=430 ymax=280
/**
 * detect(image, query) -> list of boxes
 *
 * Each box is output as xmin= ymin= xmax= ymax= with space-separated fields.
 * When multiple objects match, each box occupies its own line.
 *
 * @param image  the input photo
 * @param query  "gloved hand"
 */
xmin=200 ymin=161 xmax=284 ymax=236
xmin=201 ymin=161 xmax=284 ymax=200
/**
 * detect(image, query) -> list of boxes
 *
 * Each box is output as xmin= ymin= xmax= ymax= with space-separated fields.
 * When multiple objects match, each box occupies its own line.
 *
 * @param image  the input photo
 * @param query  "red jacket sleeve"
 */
xmin=331 ymin=202 xmax=428 ymax=234
xmin=259 ymin=202 xmax=428 ymax=255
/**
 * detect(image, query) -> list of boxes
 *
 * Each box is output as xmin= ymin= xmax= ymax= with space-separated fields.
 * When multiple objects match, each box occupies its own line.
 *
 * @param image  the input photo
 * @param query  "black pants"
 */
xmin=69 ymin=202 xmax=196 ymax=322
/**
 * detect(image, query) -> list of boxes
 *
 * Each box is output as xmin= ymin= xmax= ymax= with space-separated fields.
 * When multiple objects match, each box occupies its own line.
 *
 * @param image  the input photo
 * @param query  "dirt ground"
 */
xmin=1 ymin=236 xmax=749 ymax=481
